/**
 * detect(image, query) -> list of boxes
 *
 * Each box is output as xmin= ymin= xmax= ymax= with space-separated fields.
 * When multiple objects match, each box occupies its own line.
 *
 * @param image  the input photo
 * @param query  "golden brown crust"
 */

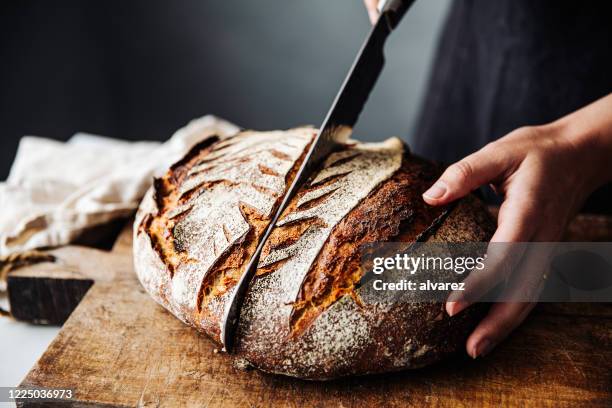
xmin=134 ymin=130 xmax=495 ymax=380
xmin=261 ymin=153 xmax=450 ymax=336
xmin=234 ymin=150 xmax=494 ymax=379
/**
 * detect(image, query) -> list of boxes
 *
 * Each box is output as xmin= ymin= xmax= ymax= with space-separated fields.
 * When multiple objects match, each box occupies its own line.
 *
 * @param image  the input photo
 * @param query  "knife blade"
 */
xmin=220 ymin=0 xmax=417 ymax=352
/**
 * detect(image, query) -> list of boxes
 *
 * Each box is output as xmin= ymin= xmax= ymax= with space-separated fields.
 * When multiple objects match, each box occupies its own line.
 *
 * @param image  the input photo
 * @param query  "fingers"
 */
xmin=446 ymin=195 xmax=537 ymax=316
xmin=439 ymin=123 xmax=585 ymax=359
xmin=363 ymin=0 xmax=380 ymax=24
xmin=446 ymin=242 xmax=527 ymax=316
xmin=460 ymin=229 xmax=550 ymax=358
xmin=423 ymin=145 xmax=509 ymax=206
xmin=466 ymin=302 xmax=535 ymax=358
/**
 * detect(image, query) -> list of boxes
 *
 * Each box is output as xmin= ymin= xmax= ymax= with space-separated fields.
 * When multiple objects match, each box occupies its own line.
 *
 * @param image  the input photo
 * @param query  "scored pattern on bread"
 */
xmin=235 ymin=150 xmax=494 ymax=378
xmin=137 ymin=128 xmax=314 ymax=332
xmin=258 ymin=140 xmax=403 ymax=269
xmin=246 ymin=147 xmax=452 ymax=340
xmin=252 ymin=138 xmax=403 ymax=333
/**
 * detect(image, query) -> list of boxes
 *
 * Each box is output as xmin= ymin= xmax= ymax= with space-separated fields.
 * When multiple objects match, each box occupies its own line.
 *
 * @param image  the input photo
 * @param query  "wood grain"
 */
xmin=15 ymin=214 xmax=612 ymax=407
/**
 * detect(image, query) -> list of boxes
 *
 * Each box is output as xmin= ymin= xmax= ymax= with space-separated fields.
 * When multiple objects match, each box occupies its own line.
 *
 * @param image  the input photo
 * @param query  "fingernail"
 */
xmin=446 ymin=300 xmax=467 ymax=317
xmin=423 ymin=181 xmax=447 ymax=200
xmin=472 ymin=339 xmax=494 ymax=359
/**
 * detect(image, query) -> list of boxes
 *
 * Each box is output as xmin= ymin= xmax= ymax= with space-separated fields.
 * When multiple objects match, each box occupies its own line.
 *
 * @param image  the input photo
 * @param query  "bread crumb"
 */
xmin=233 ymin=358 xmax=253 ymax=371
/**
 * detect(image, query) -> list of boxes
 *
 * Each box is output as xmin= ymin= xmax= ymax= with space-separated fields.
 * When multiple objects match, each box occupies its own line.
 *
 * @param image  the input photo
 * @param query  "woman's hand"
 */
xmin=423 ymin=93 xmax=612 ymax=358
xmin=363 ymin=0 xmax=381 ymax=24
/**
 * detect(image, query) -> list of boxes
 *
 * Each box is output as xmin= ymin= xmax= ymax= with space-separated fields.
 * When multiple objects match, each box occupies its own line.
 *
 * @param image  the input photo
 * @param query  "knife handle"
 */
xmin=378 ymin=0 xmax=417 ymax=30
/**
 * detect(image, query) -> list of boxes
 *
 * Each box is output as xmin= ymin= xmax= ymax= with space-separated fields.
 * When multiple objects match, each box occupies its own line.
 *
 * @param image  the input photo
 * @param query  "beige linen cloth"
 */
xmin=0 ymin=115 xmax=238 ymax=289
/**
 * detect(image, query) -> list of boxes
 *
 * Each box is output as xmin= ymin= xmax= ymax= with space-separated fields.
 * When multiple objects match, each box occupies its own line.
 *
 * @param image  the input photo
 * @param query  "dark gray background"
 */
xmin=0 ymin=0 xmax=450 ymax=180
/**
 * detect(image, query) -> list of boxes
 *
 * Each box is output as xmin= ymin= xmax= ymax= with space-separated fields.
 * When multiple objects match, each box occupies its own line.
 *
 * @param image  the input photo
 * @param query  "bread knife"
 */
xmin=221 ymin=0 xmax=417 ymax=352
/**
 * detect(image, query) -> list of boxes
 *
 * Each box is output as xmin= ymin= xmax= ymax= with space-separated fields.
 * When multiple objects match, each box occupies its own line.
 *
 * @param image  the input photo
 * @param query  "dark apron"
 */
xmin=414 ymin=0 xmax=612 ymax=214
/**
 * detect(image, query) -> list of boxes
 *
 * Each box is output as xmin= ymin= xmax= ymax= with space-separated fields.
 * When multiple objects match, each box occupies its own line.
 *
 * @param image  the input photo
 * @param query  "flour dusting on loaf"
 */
xmin=259 ymin=138 xmax=402 ymax=292
xmin=169 ymin=130 xmax=311 ymax=313
xmin=134 ymin=125 xmax=495 ymax=380
xmin=134 ymin=128 xmax=314 ymax=334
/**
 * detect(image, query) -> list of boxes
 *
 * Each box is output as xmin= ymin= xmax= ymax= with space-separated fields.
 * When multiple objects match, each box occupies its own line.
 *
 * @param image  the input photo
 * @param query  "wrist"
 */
xmin=552 ymin=105 xmax=612 ymax=190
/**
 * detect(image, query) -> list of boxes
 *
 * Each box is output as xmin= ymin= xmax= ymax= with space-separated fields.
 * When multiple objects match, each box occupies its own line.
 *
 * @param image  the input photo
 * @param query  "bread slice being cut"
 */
xmin=133 ymin=127 xmax=494 ymax=380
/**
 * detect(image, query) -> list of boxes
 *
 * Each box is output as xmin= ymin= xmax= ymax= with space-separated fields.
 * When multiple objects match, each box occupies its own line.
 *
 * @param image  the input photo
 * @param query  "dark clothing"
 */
xmin=414 ymin=0 xmax=612 ymax=214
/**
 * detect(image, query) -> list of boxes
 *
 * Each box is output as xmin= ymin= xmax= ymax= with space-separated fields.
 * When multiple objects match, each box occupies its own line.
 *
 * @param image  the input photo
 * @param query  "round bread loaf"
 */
xmin=133 ymin=127 xmax=495 ymax=380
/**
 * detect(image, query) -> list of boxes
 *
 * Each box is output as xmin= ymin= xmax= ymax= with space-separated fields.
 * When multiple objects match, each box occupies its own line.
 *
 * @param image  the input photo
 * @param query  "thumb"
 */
xmin=422 ymin=146 xmax=508 ymax=206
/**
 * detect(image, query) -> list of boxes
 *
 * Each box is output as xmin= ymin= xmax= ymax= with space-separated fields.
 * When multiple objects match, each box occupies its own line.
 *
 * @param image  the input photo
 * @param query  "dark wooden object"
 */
xmin=7 ymin=246 xmax=129 ymax=325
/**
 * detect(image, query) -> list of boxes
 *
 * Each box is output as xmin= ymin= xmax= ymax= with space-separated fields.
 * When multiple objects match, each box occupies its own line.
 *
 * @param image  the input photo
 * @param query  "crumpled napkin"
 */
xmin=0 ymin=115 xmax=239 ymax=259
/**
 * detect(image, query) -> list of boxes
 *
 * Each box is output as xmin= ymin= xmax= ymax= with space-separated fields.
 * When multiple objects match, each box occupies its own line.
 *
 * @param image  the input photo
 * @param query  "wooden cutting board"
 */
xmin=10 ymin=214 xmax=612 ymax=407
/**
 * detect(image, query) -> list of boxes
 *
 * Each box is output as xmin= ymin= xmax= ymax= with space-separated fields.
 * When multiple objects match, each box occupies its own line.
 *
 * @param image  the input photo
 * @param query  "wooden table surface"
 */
xmin=9 ymin=214 xmax=612 ymax=407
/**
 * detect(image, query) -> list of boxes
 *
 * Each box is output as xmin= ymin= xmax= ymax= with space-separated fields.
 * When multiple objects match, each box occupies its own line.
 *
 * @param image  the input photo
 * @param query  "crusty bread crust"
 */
xmin=134 ymin=129 xmax=495 ymax=380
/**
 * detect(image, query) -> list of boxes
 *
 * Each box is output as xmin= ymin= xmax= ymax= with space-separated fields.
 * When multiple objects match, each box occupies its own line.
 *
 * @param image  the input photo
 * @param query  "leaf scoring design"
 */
xmin=168 ymin=129 xmax=313 ymax=310
xmin=257 ymin=138 xmax=404 ymax=310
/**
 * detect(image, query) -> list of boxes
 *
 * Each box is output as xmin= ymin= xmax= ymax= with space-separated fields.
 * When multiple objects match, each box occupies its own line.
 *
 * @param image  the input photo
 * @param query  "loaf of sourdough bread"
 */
xmin=133 ymin=127 xmax=494 ymax=379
